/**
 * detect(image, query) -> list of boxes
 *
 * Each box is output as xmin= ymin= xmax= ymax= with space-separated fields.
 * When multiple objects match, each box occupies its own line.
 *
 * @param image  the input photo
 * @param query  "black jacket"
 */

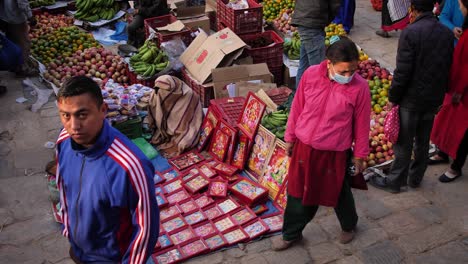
xmin=389 ymin=12 xmax=454 ymax=111
xmin=135 ymin=0 xmax=169 ymax=18
xmin=291 ymin=0 xmax=341 ymax=29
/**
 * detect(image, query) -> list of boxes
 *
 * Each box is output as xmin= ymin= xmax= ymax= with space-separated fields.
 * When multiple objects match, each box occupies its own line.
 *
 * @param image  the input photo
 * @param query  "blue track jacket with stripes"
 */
xmin=56 ymin=121 xmax=159 ymax=263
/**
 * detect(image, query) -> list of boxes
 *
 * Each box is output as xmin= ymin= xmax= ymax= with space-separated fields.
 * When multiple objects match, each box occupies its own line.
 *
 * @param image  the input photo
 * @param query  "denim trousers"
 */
xmin=295 ymin=27 xmax=326 ymax=90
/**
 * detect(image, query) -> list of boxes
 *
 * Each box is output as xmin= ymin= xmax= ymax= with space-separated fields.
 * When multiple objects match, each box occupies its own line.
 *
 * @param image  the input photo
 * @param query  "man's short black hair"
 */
xmin=58 ymin=76 xmax=103 ymax=107
xmin=411 ymin=0 xmax=436 ymax=12
xmin=326 ymin=36 xmax=360 ymax=64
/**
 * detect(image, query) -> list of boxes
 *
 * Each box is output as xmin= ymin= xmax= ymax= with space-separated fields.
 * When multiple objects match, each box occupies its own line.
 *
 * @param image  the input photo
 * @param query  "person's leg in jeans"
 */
xmin=408 ymin=111 xmax=435 ymax=187
xmin=451 ymin=130 xmax=468 ymax=174
xmin=295 ymin=27 xmax=325 ymax=90
xmin=282 ymin=195 xmax=319 ymax=241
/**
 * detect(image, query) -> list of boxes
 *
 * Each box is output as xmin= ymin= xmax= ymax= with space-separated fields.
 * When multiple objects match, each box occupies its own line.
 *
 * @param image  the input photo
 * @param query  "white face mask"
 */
xmin=331 ymin=64 xmax=355 ymax=84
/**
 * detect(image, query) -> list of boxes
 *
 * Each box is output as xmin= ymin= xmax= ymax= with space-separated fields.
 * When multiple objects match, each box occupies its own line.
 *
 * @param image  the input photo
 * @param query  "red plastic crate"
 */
xmin=269 ymin=65 xmax=284 ymax=85
xmin=144 ymin=14 xmax=194 ymax=47
xmin=209 ymin=97 xmax=246 ymax=126
xmin=265 ymin=87 xmax=293 ymax=106
xmin=216 ymin=0 xmax=263 ymax=35
xmin=240 ymin=30 xmax=284 ymax=69
xmin=127 ymin=65 xmax=157 ymax=88
xmin=181 ymin=68 xmax=214 ymax=108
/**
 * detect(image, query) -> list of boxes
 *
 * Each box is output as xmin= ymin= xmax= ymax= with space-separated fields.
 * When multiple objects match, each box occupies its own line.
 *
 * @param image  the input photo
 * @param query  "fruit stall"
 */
xmin=27 ymin=0 xmax=396 ymax=262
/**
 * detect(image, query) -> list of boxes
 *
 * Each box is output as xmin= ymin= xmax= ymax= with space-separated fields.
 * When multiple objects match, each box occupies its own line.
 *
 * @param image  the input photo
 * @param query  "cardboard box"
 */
xmin=181 ymin=15 xmax=210 ymax=33
xmin=175 ymin=1 xmax=206 ymax=18
xmin=180 ymin=28 xmax=246 ymax=84
xmin=212 ymin=63 xmax=273 ymax=99
xmin=283 ymin=65 xmax=296 ymax=90
xmin=235 ymin=81 xmax=276 ymax=97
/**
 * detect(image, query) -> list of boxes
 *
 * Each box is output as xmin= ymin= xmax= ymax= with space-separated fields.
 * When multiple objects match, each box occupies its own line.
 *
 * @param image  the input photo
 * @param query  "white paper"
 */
xmin=246 ymin=80 xmax=262 ymax=84
xmin=226 ymin=83 xmax=236 ymax=97
xmin=283 ymin=54 xmax=298 ymax=77
xmin=16 ymin=97 xmax=28 ymax=103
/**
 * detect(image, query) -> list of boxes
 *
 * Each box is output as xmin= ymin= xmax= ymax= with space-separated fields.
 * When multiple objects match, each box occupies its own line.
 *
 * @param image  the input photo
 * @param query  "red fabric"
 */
xmin=116 ymin=208 xmax=133 ymax=258
xmin=384 ymin=105 xmax=400 ymax=143
xmin=431 ymin=30 xmax=468 ymax=159
xmin=287 ymin=140 xmax=347 ymax=207
xmin=382 ymin=16 xmax=409 ymax=31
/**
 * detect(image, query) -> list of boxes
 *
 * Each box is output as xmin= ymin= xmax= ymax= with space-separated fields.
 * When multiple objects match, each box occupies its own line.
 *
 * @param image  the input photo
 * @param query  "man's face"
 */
xmin=58 ymin=93 xmax=107 ymax=148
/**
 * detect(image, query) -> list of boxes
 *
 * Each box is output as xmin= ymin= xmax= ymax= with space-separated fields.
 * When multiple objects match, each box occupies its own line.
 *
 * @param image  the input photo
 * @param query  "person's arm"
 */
xmin=389 ymin=30 xmax=414 ymax=104
xmin=121 ymin=160 xmax=159 ymax=264
xmin=329 ymin=0 xmax=342 ymax=23
xmin=284 ymin=71 xmax=307 ymax=144
xmin=439 ymin=0 xmax=456 ymax=31
xmin=352 ymin=85 xmax=371 ymax=159
xmin=55 ymin=129 xmax=70 ymax=238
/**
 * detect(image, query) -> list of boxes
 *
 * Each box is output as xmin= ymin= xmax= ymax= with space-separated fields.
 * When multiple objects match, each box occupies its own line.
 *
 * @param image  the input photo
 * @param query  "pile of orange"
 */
xmin=262 ymin=0 xmax=295 ymax=22
xmin=369 ymin=77 xmax=391 ymax=114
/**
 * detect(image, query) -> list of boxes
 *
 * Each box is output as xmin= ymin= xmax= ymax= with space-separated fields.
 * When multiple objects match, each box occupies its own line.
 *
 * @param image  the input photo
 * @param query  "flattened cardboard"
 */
xmin=181 ymin=16 xmax=210 ymax=34
xmin=212 ymin=63 xmax=273 ymax=99
xmin=180 ymin=28 xmax=246 ymax=84
xmin=235 ymin=81 xmax=277 ymax=97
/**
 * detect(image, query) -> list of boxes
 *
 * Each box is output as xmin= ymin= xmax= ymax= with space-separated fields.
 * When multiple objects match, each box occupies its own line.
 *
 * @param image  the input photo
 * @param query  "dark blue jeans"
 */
xmin=295 ymin=27 xmax=326 ymax=90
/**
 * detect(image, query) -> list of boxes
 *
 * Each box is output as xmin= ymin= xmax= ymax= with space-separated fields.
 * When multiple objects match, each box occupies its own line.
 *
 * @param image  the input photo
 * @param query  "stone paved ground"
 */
xmin=1 ymin=0 xmax=467 ymax=263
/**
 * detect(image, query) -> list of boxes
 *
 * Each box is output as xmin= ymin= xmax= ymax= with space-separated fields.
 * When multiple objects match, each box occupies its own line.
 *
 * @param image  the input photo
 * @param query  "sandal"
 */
xmin=439 ymin=171 xmax=462 ymax=183
xmin=427 ymin=155 xmax=449 ymax=165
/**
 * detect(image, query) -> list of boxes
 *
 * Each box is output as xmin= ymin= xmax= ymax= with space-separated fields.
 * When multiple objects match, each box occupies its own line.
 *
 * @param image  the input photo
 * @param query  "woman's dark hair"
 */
xmin=462 ymin=0 xmax=468 ymax=30
xmin=58 ymin=76 xmax=103 ymax=107
xmin=326 ymin=36 xmax=360 ymax=64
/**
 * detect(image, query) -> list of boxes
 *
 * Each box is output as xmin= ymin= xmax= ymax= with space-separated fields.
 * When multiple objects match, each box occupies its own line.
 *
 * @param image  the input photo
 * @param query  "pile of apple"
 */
xmin=29 ymin=13 xmax=74 ymax=40
xmin=43 ymin=47 xmax=129 ymax=87
xmin=368 ymin=76 xmax=392 ymax=114
xmin=357 ymin=59 xmax=392 ymax=80
xmin=367 ymin=110 xmax=395 ymax=167
xmin=272 ymin=9 xmax=297 ymax=34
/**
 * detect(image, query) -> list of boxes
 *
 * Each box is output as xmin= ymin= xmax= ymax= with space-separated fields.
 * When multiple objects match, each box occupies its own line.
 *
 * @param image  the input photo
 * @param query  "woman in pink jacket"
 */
xmin=272 ymin=37 xmax=371 ymax=251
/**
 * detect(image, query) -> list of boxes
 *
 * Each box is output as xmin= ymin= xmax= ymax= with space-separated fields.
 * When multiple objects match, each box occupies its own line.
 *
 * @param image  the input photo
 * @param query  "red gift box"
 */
xmin=199 ymin=163 xmax=218 ymax=178
xmin=237 ymin=92 xmax=267 ymax=140
xmin=152 ymin=246 xmax=185 ymax=264
xmin=153 ymin=171 xmax=166 ymax=185
xmin=178 ymin=199 xmax=199 ymax=215
xmin=203 ymin=204 xmax=224 ymax=221
xmin=158 ymin=168 xmax=180 ymax=182
xmin=163 ymin=177 xmax=184 ymax=194
xmin=162 ymin=214 xmax=188 ymax=233
xmin=229 ymin=177 xmax=269 ymax=206
xmin=208 ymin=125 xmax=231 ymax=162
xmin=196 ymin=113 xmax=217 ymax=152
xmin=222 ymin=227 xmax=249 ymax=245
xmin=213 ymin=215 xmax=237 ymax=233
xmin=250 ymin=203 xmax=268 ymax=215
xmin=166 ymin=188 xmax=191 ymax=205
xmin=212 ymin=162 xmax=238 ymax=177
xmin=155 ymin=232 xmax=174 ymax=250
xmin=217 ymin=197 xmax=241 ymax=214
xmin=169 ymin=151 xmax=205 ymax=172
xmin=182 ymin=174 xmax=210 ymax=194
xmin=204 ymin=232 xmax=228 ymax=251
xmin=207 ymin=177 xmax=229 ymax=198
xmin=156 ymin=192 xmax=169 ymax=208
xmin=242 ymin=218 xmax=270 ymax=239
xmin=179 ymin=238 xmax=210 ymax=259
xmin=160 ymin=205 xmax=182 ymax=222
xmin=184 ymin=210 xmax=207 ymax=226
xmin=169 ymin=226 xmax=197 ymax=245
xmin=230 ymin=207 xmax=257 ymax=226
xmin=193 ymin=220 xmax=217 ymax=238
xmin=193 ymin=193 xmax=215 ymax=209
xmin=261 ymin=213 xmax=284 ymax=233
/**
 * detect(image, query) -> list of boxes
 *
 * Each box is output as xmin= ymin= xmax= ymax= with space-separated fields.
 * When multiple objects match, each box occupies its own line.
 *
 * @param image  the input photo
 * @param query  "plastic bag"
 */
xmin=384 ymin=105 xmax=400 ymax=144
xmin=160 ymin=38 xmax=187 ymax=71
xmin=132 ymin=137 xmax=159 ymax=160
xmin=0 ymin=33 xmax=23 ymax=71
xmin=227 ymin=0 xmax=249 ymax=9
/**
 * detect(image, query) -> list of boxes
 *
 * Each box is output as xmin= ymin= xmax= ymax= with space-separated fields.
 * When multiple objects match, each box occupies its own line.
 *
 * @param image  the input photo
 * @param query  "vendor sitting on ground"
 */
xmin=127 ymin=0 xmax=170 ymax=47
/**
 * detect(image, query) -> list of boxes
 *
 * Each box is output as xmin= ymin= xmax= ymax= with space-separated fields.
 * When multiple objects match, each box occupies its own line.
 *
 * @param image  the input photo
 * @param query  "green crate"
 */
xmin=113 ymin=116 xmax=143 ymax=139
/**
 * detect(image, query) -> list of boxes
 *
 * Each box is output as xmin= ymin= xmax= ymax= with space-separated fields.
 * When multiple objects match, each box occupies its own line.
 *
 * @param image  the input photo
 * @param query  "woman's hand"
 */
xmin=285 ymin=142 xmax=294 ymax=157
xmin=353 ymin=157 xmax=364 ymax=176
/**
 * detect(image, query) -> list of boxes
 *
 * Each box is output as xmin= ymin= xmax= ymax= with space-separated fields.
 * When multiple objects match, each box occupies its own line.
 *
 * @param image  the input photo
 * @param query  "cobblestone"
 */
xmin=307 ymin=242 xmax=343 ymax=264
xmin=359 ymin=241 xmax=404 ymax=264
xmin=396 ymin=224 xmax=461 ymax=254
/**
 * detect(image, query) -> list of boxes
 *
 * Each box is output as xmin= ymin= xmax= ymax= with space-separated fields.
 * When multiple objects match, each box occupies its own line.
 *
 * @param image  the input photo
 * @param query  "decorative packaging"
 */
xmin=169 ymin=151 xmax=205 ymax=172
xmin=242 ymin=218 xmax=270 ymax=239
xmin=163 ymin=178 xmax=183 ymax=194
xmin=229 ymin=178 xmax=269 ymax=206
xmin=178 ymin=199 xmax=199 ymax=215
xmin=217 ymin=197 xmax=241 ymax=214
xmin=260 ymin=139 xmax=291 ymax=199
xmin=169 ymin=226 xmax=197 ymax=245
xmin=204 ymin=233 xmax=227 ymax=251
xmin=261 ymin=213 xmax=284 ymax=233
xmin=196 ymin=113 xmax=216 ymax=152
xmin=156 ymin=192 xmax=169 ymax=208
xmin=250 ymin=204 xmax=268 ymax=215
xmin=208 ymin=126 xmax=231 ymax=162
xmin=212 ymin=162 xmax=238 ymax=177
xmin=184 ymin=210 xmax=207 ymax=225
xmin=162 ymin=215 xmax=188 ymax=233
xmin=158 ymin=169 xmax=180 ymax=182
xmin=237 ymin=92 xmax=267 ymax=140
xmin=166 ymin=189 xmax=190 ymax=205
xmin=156 ymin=233 xmax=173 ymax=249
xmin=230 ymin=131 xmax=251 ymax=169
xmin=199 ymin=151 xmax=214 ymax=161
xmin=160 ymin=205 xmax=182 ymax=222
xmin=247 ymin=125 xmax=276 ymax=180
xmin=179 ymin=238 xmax=210 ymax=259
xmin=152 ymin=246 xmax=184 ymax=264
xmin=203 ymin=204 xmax=224 ymax=221
xmin=155 ymin=185 xmax=163 ymax=195
xmin=222 ymin=227 xmax=249 ymax=245
xmin=231 ymin=207 xmax=257 ymax=226
xmin=213 ymin=215 xmax=236 ymax=233
xmin=183 ymin=174 xmax=210 ymax=194
xmin=153 ymin=172 xmax=165 ymax=185
xmin=193 ymin=221 xmax=217 ymax=238
xmin=274 ymin=178 xmax=288 ymax=210
xmin=193 ymin=193 xmax=215 ymax=209
xmin=207 ymin=177 xmax=229 ymax=198
xmin=199 ymin=163 xmax=217 ymax=178
xmin=205 ymin=160 xmax=219 ymax=168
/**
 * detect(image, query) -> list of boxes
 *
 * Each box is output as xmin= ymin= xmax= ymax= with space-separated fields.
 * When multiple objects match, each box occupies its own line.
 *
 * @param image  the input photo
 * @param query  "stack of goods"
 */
xmin=42 ymin=47 xmax=128 ymax=86
xmin=272 ymin=8 xmax=297 ymax=34
xmin=31 ymin=26 xmax=100 ymax=64
xmin=261 ymin=109 xmax=289 ymax=140
xmin=29 ymin=13 xmax=74 ymax=40
xmin=367 ymin=109 xmax=395 ymax=168
xmin=129 ymin=40 xmax=170 ymax=78
xmin=75 ymin=0 xmax=119 ymax=22
xmin=324 ymin=23 xmax=347 ymax=46
xmin=283 ymin=32 xmax=300 ymax=60
xmin=263 ymin=0 xmax=295 ymax=23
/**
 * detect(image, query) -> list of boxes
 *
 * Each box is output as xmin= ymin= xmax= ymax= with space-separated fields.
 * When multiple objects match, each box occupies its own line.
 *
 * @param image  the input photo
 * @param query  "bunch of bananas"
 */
xmin=261 ymin=110 xmax=289 ymax=139
xmin=29 ymin=0 xmax=55 ymax=8
xmin=129 ymin=40 xmax=169 ymax=77
xmin=283 ymin=34 xmax=300 ymax=60
xmin=75 ymin=0 xmax=118 ymax=22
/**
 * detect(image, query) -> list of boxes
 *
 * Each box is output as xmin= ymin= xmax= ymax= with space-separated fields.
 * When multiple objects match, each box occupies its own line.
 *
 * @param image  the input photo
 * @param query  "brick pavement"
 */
xmin=1 ymin=0 xmax=467 ymax=263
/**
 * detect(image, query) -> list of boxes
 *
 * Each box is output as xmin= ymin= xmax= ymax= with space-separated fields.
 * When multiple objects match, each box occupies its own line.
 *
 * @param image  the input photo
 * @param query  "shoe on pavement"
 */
xmin=376 ymin=29 xmax=390 ymax=38
xmin=339 ymin=229 xmax=356 ymax=244
xmin=271 ymin=235 xmax=302 ymax=251
xmin=369 ymin=175 xmax=400 ymax=193
xmin=439 ymin=171 xmax=462 ymax=183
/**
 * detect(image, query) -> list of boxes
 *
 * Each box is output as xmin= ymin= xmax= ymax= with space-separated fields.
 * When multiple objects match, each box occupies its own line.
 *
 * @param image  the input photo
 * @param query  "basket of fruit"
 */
xmin=128 ymin=40 xmax=172 ymax=87
xmin=240 ymin=30 xmax=284 ymax=69
xmin=216 ymin=0 xmax=263 ymax=35
xmin=144 ymin=14 xmax=194 ymax=47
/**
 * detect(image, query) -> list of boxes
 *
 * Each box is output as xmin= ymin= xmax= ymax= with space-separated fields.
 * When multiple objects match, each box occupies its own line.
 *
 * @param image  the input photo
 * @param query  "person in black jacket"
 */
xmin=127 ymin=0 xmax=170 ymax=47
xmin=370 ymin=0 xmax=454 ymax=193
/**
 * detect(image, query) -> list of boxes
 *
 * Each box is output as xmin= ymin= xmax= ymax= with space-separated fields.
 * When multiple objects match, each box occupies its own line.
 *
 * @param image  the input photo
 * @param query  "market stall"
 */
xmin=29 ymin=0 xmax=397 ymax=262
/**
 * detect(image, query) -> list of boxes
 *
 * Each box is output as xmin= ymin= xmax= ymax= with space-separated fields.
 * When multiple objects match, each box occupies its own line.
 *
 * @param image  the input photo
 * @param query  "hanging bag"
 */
xmin=384 ymin=105 xmax=400 ymax=143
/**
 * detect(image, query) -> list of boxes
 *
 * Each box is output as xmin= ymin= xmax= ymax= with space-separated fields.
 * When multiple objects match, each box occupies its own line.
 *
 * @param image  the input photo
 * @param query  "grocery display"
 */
xmin=129 ymin=40 xmax=169 ymax=77
xmin=283 ymin=32 xmax=300 ymax=60
xmin=75 ymin=0 xmax=119 ymax=22
xmin=262 ymin=0 xmax=295 ymax=22
xmin=29 ymin=0 xmax=55 ymax=8
xmin=261 ymin=110 xmax=289 ymax=140
xmin=324 ymin=23 xmax=347 ymax=46
xmin=29 ymin=13 xmax=75 ymax=40
xmin=271 ymin=9 xmax=297 ymax=34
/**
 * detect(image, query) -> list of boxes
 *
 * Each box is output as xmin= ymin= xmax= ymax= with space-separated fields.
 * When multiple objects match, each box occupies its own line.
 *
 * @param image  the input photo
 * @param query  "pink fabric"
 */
xmin=384 ymin=105 xmax=400 ymax=144
xmin=285 ymin=61 xmax=371 ymax=158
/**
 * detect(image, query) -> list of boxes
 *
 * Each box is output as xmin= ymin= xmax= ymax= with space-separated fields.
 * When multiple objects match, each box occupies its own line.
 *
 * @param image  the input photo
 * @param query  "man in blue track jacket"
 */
xmin=55 ymin=76 xmax=159 ymax=263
